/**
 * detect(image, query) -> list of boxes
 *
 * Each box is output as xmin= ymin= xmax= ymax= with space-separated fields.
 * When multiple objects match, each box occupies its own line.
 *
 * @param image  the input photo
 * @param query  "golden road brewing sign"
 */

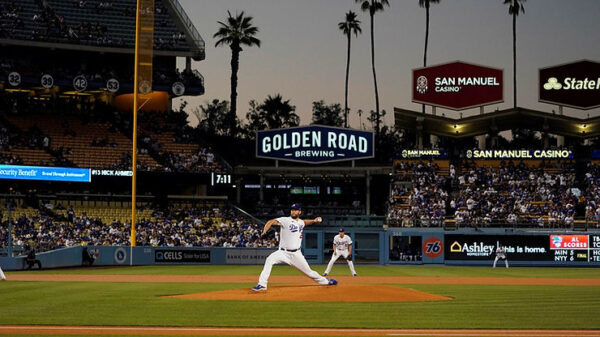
xmin=257 ymin=126 xmax=374 ymax=164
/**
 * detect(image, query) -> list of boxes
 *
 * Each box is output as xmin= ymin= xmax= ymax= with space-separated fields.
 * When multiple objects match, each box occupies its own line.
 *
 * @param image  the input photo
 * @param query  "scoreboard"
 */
xmin=588 ymin=235 xmax=600 ymax=262
xmin=445 ymin=234 xmax=600 ymax=263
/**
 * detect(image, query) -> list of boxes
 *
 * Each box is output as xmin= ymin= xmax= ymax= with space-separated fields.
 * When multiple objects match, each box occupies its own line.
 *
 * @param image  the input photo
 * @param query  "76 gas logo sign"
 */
xmin=423 ymin=237 xmax=443 ymax=258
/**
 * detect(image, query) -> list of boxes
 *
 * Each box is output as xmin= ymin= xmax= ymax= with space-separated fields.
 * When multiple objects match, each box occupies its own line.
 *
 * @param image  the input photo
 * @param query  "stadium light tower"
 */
xmin=131 ymin=0 xmax=155 ymax=250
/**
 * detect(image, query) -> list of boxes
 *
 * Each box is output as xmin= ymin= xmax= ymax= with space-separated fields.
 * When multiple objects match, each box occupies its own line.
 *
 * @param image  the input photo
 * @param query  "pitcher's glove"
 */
xmin=346 ymin=254 xmax=352 ymax=260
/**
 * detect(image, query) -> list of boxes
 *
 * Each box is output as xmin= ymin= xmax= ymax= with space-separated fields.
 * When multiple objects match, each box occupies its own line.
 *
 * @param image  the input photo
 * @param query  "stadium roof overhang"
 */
xmin=394 ymin=107 xmax=600 ymax=138
xmin=235 ymin=166 xmax=392 ymax=179
xmin=0 ymin=39 xmax=201 ymax=60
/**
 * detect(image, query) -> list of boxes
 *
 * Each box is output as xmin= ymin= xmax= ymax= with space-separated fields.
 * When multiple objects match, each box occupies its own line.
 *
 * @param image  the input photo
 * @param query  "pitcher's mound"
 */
xmin=170 ymin=284 xmax=452 ymax=303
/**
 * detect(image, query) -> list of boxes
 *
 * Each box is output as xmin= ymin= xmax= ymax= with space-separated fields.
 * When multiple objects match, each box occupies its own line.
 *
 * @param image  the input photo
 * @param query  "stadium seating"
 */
xmin=387 ymin=159 xmax=581 ymax=229
xmin=1 ymin=200 xmax=274 ymax=252
xmin=5 ymin=114 xmax=162 ymax=170
xmin=0 ymin=0 xmax=193 ymax=51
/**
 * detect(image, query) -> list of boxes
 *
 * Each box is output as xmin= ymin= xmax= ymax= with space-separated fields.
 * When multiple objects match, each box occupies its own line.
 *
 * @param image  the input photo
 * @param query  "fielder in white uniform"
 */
xmin=493 ymin=243 xmax=509 ymax=268
xmin=0 ymin=265 xmax=6 ymax=281
xmin=252 ymin=203 xmax=337 ymax=291
xmin=323 ymin=228 xmax=357 ymax=276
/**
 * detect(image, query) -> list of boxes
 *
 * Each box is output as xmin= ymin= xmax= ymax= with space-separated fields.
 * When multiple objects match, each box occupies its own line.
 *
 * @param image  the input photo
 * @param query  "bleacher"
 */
xmin=5 ymin=114 xmax=161 ymax=170
xmin=0 ymin=195 xmax=276 ymax=252
xmin=0 ymin=119 xmax=55 ymax=166
xmin=0 ymin=0 xmax=194 ymax=52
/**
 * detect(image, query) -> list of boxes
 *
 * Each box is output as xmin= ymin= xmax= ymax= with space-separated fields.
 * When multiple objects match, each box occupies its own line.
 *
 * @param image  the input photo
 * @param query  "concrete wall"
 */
xmin=2 ymin=228 xmax=599 ymax=270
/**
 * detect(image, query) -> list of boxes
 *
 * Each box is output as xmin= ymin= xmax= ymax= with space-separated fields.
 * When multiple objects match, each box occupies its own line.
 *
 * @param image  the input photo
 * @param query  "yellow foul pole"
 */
xmin=131 ymin=0 xmax=154 ymax=248
xmin=131 ymin=0 xmax=141 ymax=247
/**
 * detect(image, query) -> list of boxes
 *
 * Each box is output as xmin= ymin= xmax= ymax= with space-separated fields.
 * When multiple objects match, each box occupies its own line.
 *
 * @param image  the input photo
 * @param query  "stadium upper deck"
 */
xmin=0 ymin=0 xmax=204 ymax=59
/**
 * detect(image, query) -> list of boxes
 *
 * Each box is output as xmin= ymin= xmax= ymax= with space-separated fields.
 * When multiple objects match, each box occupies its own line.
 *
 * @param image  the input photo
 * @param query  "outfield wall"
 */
xmin=384 ymin=228 xmax=600 ymax=267
xmin=2 ymin=229 xmax=600 ymax=270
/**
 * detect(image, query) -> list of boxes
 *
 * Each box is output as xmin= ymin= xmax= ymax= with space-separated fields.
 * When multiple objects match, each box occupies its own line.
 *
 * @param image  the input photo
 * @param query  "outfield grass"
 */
xmin=1 ymin=265 xmax=599 ymax=329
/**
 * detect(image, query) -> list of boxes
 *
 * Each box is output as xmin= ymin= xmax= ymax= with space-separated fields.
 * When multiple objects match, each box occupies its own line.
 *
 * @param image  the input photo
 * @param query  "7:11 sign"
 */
xmin=211 ymin=172 xmax=232 ymax=186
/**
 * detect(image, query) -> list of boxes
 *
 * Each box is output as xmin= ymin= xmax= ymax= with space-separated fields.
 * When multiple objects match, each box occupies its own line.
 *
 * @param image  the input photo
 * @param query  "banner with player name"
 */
xmin=256 ymin=125 xmax=374 ymax=164
xmin=465 ymin=149 xmax=573 ymax=160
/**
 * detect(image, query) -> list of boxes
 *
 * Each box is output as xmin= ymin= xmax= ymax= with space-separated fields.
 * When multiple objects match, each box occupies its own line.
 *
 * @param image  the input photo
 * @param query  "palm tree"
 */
xmin=419 ymin=0 xmax=440 ymax=115
xmin=356 ymin=0 xmax=389 ymax=136
xmin=419 ymin=0 xmax=439 ymax=69
xmin=504 ymin=0 xmax=525 ymax=108
xmin=338 ymin=11 xmax=362 ymax=128
xmin=214 ymin=11 xmax=261 ymax=136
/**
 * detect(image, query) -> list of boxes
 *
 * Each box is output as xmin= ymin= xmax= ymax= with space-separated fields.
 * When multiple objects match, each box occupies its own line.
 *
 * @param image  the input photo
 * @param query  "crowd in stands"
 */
xmin=1 ymin=0 xmax=190 ymax=51
xmin=0 ymin=98 xmax=226 ymax=173
xmin=137 ymin=110 xmax=222 ymax=173
xmin=387 ymin=161 xmax=448 ymax=227
xmin=388 ymin=159 xmax=583 ymax=228
xmin=254 ymin=200 xmax=365 ymax=218
xmin=1 ymin=203 xmax=277 ymax=253
xmin=584 ymin=163 xmax=600 ymax=224
xmin=451 ymin=160 xmax=577 ymax=228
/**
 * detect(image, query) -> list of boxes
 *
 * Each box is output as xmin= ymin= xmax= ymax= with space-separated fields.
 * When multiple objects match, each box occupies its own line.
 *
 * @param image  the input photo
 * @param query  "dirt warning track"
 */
xmin=7 ymin=274 xmax=600 ymax=286
xmin=1 ymin=326 xmax=600 ymax=336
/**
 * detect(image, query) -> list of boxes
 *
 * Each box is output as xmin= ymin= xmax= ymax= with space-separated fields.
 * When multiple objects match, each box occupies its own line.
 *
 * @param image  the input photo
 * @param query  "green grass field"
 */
xmin=1 ymin=265 xmax=599 ymax=329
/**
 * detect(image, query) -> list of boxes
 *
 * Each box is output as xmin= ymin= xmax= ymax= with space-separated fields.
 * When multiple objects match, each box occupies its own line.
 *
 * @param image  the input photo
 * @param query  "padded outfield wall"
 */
xmin=1 ymin=228 xmax=600 ymax=270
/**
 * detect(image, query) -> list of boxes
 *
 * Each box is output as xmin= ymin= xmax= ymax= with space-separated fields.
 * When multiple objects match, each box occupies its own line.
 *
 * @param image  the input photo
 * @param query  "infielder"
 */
xmin=493 ymin=243 xmax=509 ymax=268
xmin=0 ymin=265 xmax=5 ymax=281
xmin=323 ymin=228 xmax=357 ymax=276
xmin=252 ymin=203 xmax=337 ymax=291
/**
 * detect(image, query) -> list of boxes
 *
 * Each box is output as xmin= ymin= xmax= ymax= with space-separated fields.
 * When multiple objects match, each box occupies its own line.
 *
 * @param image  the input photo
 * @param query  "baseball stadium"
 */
xmin=1 ymin=0 xmax=600 ymax=336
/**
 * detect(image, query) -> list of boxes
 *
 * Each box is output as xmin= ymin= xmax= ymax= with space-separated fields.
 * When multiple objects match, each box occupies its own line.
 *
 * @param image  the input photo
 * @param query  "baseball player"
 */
xmin=252 ymin=203 xmax=337 ymax=291
xmin=493 ymin=243 xmax=509 ymax=268
xmin=0 ymin=265 xmax=6 ymax=281
xmin=323 ymin=228 xmax=357 ymax=276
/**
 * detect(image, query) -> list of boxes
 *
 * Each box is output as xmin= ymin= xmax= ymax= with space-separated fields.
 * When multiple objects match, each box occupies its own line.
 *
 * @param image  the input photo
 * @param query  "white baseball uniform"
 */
xmin=324 ymin=234 xmax=357 ymax=275
xmin=0 ymin=266 xmax=6 ymax=280
xmin=493 ymin=246 xmax=509 ymax=268
xmin=257 ymin=216 xmax=329 ymax=288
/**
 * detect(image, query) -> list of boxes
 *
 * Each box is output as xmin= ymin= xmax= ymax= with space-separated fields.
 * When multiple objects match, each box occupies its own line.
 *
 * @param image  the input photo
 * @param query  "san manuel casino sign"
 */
xmin=412 ymin=61 xmax=503 ymax=110
xmin=256 ymin=125 xmax=374 ymax=164
xmin=539 ymin=60 xmax=600 ymax=110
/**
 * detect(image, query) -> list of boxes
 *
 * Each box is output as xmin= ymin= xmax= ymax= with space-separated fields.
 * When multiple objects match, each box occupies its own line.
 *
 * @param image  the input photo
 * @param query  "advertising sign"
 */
xmin=539 ymin=60 xmax=600 ymax=109
xmin=465 ymin=149 xmax=573 ymax=160
xmin=412 ymin=61 xmax=503 ymax=110
xmin=256 ymin=125 xmax=374 ymax=164
xmin=399 ymin=149 xmax=448 ymax=159
xmin=423 ymin=237 xmax=443 ymax=258
xmin=0 ymin=165 xmax=91 ymax=182
xmin=225 ymin=249 xmax=276 ymax=264
xmin=445 ymin=235 xmax=551 ymax=261
xmin=154 ymin=249 xmax=210 ymax=263
xmin=444 ymin=235 xmax=600 ymax=262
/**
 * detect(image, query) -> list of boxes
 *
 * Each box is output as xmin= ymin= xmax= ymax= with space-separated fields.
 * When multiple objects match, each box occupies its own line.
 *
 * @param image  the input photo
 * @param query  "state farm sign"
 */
xmin=412 ymin=61 xmax=503 ymax=110
xmin=539 ymin=60 xmax=600 ymax=110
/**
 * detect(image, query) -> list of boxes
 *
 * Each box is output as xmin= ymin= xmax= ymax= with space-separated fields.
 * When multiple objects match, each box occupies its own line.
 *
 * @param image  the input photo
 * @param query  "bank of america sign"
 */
xmin=256 ymin=125 xmax=374 ymax=164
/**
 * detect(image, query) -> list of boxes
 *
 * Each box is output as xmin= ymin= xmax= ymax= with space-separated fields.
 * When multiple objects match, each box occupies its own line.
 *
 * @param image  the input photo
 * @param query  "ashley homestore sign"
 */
xmin=257 ymin=126 xmax=374 ymax=164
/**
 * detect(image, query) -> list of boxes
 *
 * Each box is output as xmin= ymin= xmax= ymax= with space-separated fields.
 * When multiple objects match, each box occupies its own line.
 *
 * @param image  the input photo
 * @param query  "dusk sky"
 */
xmin=176 ymin=0 xmax=600 ymax=129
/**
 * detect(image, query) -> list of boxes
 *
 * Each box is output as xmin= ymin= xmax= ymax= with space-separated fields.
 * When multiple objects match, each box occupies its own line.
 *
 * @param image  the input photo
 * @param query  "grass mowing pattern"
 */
xmin=1 ymin=266 xmax=599 ymax=329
